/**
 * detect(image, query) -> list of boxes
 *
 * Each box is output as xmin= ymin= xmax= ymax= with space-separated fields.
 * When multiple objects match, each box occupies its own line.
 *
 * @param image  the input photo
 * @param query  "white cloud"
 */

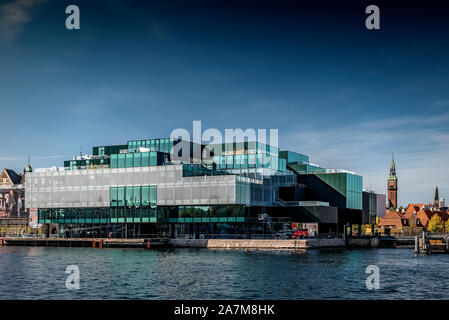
xmin=282 ymin=112 xmax=449 ymax=206
xmin=0 ymin=0 xmax=48 ymax=42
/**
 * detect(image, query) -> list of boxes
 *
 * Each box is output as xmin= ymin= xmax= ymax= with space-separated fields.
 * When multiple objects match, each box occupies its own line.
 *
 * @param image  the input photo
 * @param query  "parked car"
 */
xmin=292 ymin=229 xmax=308 ymax=239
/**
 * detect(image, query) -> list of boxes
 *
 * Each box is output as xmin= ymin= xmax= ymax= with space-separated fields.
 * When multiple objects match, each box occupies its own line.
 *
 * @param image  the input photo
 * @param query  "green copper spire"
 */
xmin=389 ymin=152 xmax=397 ymax=180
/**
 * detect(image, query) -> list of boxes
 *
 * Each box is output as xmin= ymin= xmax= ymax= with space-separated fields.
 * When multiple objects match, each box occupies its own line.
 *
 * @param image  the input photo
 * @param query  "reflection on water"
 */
xmin=0 ymin=246 xmax=446 ymax=300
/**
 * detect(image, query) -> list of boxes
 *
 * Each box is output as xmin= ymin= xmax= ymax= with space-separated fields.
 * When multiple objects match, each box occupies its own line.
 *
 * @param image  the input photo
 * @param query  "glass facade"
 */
xmin=93 ymin=145 xmax=128 ymax=156
xmin=127 ymin=138 xmax=174 ymax=153
xmin=38 ymin=205 xmax=247 ymax=224
xmin=27 ymin=136 xmax=366 ymax=232
xmin=315 ymin=173 xmax=363 ymax=210
xmin=279 ymin=151 xmax=309 ymax=165
xmin=110 ymin=151 xmax=168 ymax=168
xmin=288 ymin=163 xmax=326 ymax=174
xmin=110 ymin=186 xmax=157 ymax=207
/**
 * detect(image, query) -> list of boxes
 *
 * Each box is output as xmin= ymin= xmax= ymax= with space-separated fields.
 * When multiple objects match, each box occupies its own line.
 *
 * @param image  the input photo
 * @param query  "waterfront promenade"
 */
xmin=0 ymin=236 xmax=415 ymax=250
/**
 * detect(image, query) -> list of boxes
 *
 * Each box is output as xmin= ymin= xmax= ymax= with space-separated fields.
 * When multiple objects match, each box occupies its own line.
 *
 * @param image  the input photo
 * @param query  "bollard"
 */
xmin=146 ymin=239 xmax=151 ymax=249
xmin=92 ymin=239 xmax=96 ymax=248
xmin=414 ymin=236 xmax=419 ymax=253
xmin=99 ymin=239 xmax=103 ymax=249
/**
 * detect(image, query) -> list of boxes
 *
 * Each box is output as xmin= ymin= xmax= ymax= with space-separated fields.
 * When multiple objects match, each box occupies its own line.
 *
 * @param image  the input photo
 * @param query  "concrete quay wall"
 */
xmin=169 ymin=238 xmax=348 ymax=249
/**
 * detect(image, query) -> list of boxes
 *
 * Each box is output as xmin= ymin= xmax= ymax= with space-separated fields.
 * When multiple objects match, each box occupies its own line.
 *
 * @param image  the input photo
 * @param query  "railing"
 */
xmin=4 ymin=233 xmax=46 ymax=239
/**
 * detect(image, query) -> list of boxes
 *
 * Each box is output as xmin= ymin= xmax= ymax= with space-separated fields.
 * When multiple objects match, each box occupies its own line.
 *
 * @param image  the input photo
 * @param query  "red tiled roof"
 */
xmin=405 ymin=204 xmax=425 ymax=214
xmin=379 ymin=210 xmax=403 ymax=227
xmin=416 ymin=209 xmax=449 ymax=229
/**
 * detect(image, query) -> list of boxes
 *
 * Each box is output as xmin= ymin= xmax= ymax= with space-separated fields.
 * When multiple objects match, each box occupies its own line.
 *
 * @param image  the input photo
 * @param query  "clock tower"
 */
xmin=387 ymin=152 xmax=398 ymax=209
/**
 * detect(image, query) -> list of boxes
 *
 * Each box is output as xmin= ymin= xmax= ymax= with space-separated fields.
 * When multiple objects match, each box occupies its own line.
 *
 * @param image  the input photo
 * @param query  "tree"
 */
xmin=445 ymin=219 xmax=449 ymax=233
xmin=427 ymin=214 xmax=444 ymax=233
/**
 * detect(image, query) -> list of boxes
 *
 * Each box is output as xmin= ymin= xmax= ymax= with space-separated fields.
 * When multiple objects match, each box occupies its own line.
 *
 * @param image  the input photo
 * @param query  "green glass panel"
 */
xmin=133 ymin=153 xmax=141 ymax=167
xmin=126 ymin=153 xmax=133 ymax=168
xmin=141 ymin=152 xmax=150 ymax=166
xmin=117 ymin=187 xmax=125 ymax=206
xmin=110 ymin=154 xmax=118 ymax=168
xmin=150 ymin=152 xmax=157 ymax=166
xmin=133 ymin=186 xmax=141 ymax=206
xmin=118 ymin=154 xmax=126 ymax=168
xmin=110 ymin=187 xmax=117 ymax=207
xmin=150 ymin=186 xmax=157 ymax=206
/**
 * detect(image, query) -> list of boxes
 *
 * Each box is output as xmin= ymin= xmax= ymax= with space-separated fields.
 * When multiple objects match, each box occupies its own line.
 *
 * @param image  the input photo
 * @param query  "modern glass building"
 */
xmin=25 ymin=137 xmax=368 ymax=237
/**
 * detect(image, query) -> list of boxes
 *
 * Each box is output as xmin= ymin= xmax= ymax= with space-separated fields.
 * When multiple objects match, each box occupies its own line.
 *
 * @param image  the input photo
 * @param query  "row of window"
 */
xmin=37 ymin=205 xmax=247 ymax=223
xmin=128 ymin=138 xmax=173 ymax=153
xmin=279 ymin=151 xmax=309 ymax=165
xmin=110 ymin=152 xmax=168 ymax=168
xmin=64 ymin=158 xmax=109 ymax=170
xmin=292 ymin=164 xmax=326 ymax=174
xmin=208 ymin=141 xmax=279 ymax=156
xmin=212 ymin=154 xmax=287 ymax=172
xmin=110 ymin=186 xmax=157 ymax=207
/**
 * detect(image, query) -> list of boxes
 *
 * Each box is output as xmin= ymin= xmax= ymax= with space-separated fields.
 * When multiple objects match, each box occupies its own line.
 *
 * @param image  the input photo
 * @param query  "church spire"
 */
xmin=387 ymin=151 xmax=398 ymax=209
xmin=435 ymin=185 xmax=439 ymax=208
xmin=24 ymin=156 xmax=33 ymax=173
xmin=389 ymin=152 xmax=397 ymax=180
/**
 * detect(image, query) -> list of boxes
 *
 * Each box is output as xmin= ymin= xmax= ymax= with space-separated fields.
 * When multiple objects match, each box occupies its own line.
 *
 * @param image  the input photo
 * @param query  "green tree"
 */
xmin=445 ymin=219 xmax=449 ymax=233
xmin=428 ymin=214 xmax=444 ymax=233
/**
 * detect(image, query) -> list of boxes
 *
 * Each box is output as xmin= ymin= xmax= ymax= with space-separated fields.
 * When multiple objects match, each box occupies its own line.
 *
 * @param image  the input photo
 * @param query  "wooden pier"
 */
xmin=0 ymin=237 xmax=169 ymax=249
xmin=415 ymin=232 xmax=449 ymax=254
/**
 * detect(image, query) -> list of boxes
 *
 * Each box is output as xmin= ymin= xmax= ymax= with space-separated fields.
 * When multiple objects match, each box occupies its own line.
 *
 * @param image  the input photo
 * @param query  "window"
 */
xmin=117 ymin=187 xmax=125 ymax=206
xmin=150 ymin=185 xmax=157 ymax=206
xmin=126 ymin=153 xmax=133 ymax=168
xmin=150 ymin=152 xmax=157 ymax=166
xmin=248 ymin=154 xmax=256 ymax=168
xmin=110 ymin=154 xmax=118 ymax=168
xmin=133 ymin=153 xmax=141 ymax=167
xmin=110 ymin=187 xmax=118 ymax=207
xmin=226 ymin=155 xmax=233 ymax=169
xmin=118 ymin=154 xmax=126 ymax=168
xmin=142 ymin=186 xmax=149 ymax=206
xmin=133 ymin=186 xmax=141 ymax=206
xmin=141 ymin=152 xmax=150 ymax=166
xmin=125 ymin=187 xmax=133 ymax=206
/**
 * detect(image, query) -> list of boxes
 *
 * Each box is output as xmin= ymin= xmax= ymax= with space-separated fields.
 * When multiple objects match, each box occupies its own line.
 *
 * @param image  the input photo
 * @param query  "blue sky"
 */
xmin=0 ymin=0 xmax=448 ymax=206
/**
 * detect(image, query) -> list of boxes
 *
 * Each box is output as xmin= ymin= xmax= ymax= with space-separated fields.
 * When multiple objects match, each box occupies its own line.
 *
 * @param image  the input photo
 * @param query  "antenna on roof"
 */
xmin=80 ymin=146 xmax=83 ymax=156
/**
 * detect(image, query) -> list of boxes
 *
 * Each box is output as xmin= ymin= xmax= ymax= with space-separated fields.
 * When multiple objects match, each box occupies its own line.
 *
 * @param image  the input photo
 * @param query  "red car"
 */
xmin=292 ymin=230 xmax=308 ymax=239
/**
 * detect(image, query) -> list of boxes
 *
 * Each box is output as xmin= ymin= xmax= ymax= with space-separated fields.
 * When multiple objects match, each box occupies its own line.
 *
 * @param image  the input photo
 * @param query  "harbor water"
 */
xmin=0 ymin=247 xmax=448 ymax=300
